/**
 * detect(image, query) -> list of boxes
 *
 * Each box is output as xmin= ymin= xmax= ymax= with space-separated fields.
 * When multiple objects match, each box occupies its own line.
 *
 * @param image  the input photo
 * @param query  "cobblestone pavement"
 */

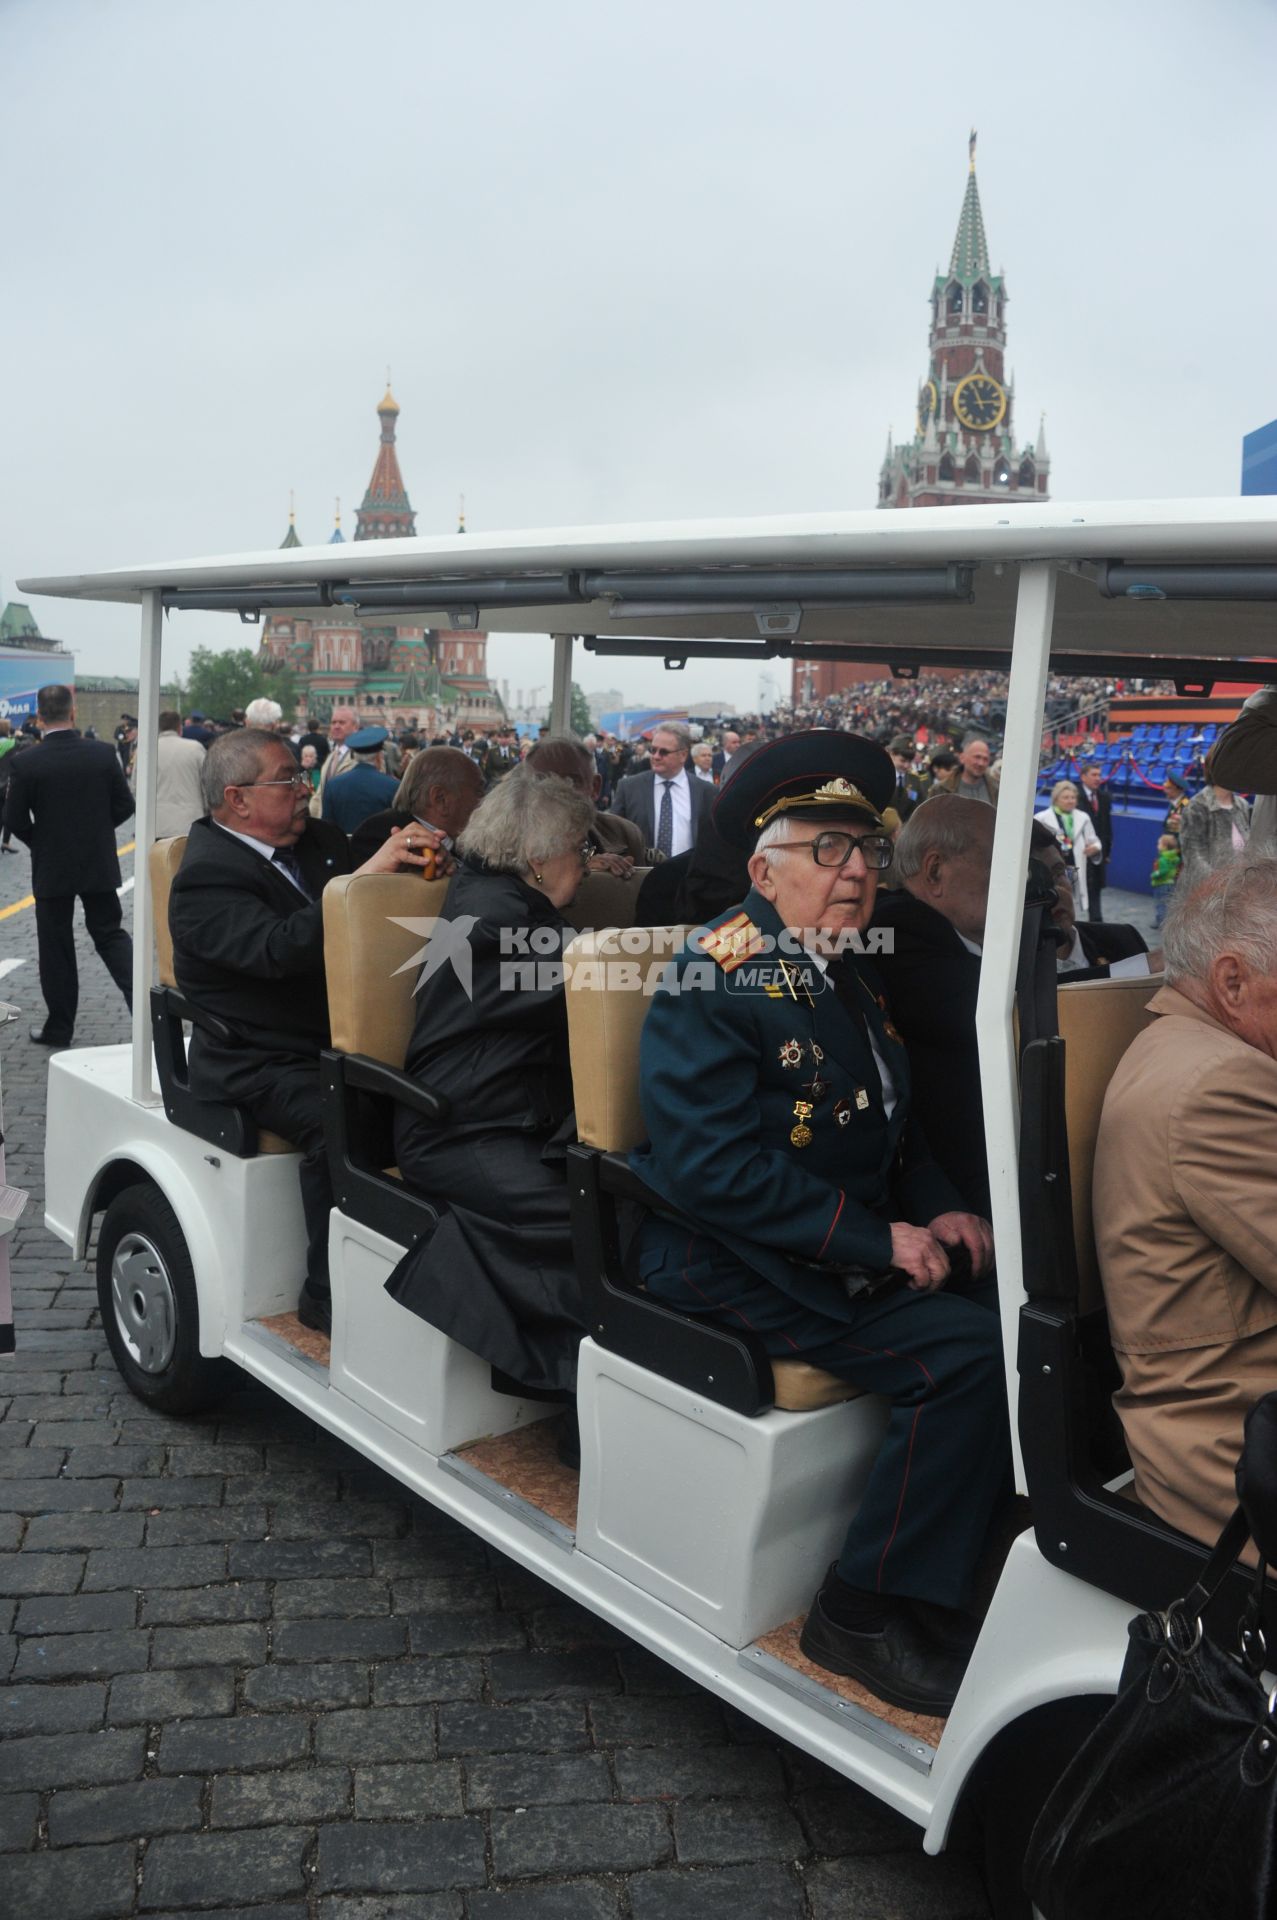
xmin=0 ymin=835 xmax=1003 ymax=1918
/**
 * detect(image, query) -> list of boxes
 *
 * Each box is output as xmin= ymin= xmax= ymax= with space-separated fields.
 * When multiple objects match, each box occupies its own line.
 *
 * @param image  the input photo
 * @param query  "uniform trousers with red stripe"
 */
xmin=640 ymin=1235 xmax=1011 ymax=1611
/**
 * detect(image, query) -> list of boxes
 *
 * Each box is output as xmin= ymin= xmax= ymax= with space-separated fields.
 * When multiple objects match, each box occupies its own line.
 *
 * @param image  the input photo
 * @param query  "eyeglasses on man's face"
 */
xmin=649 ymin=744 xmax=682 ymax=758
xmin=234 ymin=772 xmax=312 ymax=793
xmin=772 ymin=830 xmax=894 ymax=871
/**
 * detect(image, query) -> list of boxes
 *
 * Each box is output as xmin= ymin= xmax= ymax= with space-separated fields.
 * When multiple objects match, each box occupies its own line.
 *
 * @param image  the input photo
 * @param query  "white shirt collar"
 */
xmin=214 ymin=819 xmax=281 ymax=862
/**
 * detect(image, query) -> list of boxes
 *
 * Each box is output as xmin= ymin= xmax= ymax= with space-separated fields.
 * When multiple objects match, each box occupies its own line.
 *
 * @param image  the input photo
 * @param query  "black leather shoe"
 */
xmin=799 ymin=1588 xmax=967 ymax=1714
xmin=296 ymin=1286 xmax=332 ymax=1336
xmin=906 ymin=1596 xmax=983 ymax=1658
xmin=29 ymin=1026 xmax=71 ymax=1047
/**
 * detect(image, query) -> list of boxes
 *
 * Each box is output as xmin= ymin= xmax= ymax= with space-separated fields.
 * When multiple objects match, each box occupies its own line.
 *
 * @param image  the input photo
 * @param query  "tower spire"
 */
xmin=458 ymin=492 xmax=466 ymax=536
xmin=949 ymin=134 xmax=991 ymax=282
xmin=355 ymin=383 xmax=416 ymax=541
xmin=329 ymin=495 xmax=345 ymax=545
xmin=280 ymin=490 xmax=301 ymax=549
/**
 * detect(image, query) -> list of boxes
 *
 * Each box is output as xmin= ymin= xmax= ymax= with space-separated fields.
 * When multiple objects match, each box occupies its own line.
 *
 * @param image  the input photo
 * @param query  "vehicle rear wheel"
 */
xmin=96 ymin=1182 xmax=232 ymax=1413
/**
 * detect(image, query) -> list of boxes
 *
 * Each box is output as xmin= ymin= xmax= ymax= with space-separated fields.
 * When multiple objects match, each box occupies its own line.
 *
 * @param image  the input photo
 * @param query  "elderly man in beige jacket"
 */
xmin=1094 ymin=858 xmax=1277 ymax=1550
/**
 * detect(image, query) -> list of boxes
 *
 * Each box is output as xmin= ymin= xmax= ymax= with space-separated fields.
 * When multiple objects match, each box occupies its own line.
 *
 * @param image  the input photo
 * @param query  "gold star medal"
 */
xmin=790 ymin=1099 xmax=814 ymax=1148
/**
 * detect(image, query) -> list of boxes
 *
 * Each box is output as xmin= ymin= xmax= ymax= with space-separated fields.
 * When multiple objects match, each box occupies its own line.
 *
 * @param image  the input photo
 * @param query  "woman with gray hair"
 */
xmin=386 ymin=769 xmax=596 ymax=1403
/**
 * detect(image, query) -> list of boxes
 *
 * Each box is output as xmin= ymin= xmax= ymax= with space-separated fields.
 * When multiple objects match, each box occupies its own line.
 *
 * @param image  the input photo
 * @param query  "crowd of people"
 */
xmin=6 ymin=673 xmax=1277 ymax=1724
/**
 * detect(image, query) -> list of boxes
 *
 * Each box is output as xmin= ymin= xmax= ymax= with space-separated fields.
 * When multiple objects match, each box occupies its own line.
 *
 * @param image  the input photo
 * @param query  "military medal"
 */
xmin=855 ymin=1087 xmax=870 ymax=1111
xmin=833 ymin=1099 xmax=852 ymax=1128
xmin=778 ymin=1039 xmax=803 ymax=1069
xmin=810 ymin=1042 xmax=824 ymax=1064
xmin=790 ymin=1099 xmax=814 ymax=1148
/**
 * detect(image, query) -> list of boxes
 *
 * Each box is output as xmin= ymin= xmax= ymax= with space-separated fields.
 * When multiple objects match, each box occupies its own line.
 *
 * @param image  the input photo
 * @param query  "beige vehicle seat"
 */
xmin=563 ymin=926 xmax=859 ymax=1413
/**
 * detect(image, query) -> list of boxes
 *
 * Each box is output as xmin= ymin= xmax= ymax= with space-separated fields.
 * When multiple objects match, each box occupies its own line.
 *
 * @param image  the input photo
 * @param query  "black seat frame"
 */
xmin=150 ymin=985 xmax=258 ymax=1157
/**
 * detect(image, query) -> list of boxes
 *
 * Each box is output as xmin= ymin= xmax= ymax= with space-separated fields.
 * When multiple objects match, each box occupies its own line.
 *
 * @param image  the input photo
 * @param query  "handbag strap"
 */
xmin=1164 ymin=1504 xmax=1253 ymax=1650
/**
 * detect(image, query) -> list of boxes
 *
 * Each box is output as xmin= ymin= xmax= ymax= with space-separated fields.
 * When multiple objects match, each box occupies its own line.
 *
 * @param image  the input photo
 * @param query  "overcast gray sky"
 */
xmin=3 ymin=0 xmax=1274 ymax=713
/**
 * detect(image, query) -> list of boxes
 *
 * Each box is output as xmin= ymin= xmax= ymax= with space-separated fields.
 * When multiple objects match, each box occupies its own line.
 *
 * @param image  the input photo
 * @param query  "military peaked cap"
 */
xmin=712 ymin=730 xmax=894 ymax=850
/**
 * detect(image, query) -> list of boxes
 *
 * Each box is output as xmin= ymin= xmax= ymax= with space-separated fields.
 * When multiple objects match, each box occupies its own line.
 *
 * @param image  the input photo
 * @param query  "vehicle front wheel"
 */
xmin=96 ymin=1181 xmax=232 ymax=1413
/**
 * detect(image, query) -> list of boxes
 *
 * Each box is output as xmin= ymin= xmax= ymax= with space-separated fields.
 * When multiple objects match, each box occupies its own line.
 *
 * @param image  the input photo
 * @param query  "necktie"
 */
xmin=273 ymin=848 xmax=313 ymax=901
xmin=656 ymin=779 xmax=674 ymax=857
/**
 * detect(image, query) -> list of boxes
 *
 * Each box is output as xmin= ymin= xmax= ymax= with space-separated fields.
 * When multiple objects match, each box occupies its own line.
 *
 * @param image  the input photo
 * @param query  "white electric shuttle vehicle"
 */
xmin=20 ymin=497 xmax=1277 ymax=1885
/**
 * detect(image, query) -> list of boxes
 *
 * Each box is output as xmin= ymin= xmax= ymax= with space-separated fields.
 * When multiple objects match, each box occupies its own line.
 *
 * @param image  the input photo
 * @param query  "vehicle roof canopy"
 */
xmin=19 ymin=498 xmax=1277 ymax=677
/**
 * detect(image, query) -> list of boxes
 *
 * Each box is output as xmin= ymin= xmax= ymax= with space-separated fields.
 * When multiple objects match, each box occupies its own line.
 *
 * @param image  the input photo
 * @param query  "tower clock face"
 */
xmin=953 ymin=373 xmax=1007 ymax=432
xmin=917 ymin=378 xmax=938 ymax=432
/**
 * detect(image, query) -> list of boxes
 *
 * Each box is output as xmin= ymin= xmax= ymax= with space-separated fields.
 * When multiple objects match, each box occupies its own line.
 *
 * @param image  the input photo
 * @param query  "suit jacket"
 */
xmin=1076 ymin=784 xmax=1112 ymax=860
xmin=350 ymin=806 xmax=415 ymax=865
xmin=870 ymin=890 xmax=989 ymax=1215
xmin=134 ymin=732 xmax=207 ymax=841
xmin=1075 ymin=922 xmax=1147 ymax=970
xmin=322 ymin=761 xmax=398 ymax=834
xmin=934 ymin=766 xmax=1000 ymax=807
xmin=3 ymin=729 xmax=134 ymax=896
xmin=590 ymin=808 xmax=645 ymax=863
xmin=630 ymin=888 xmax=962 ymax=1343
xmin=609 ymin=765 xmax=713 ymax=853
xmin=168 ymin=816 xmax=352 ymax=1065
xmin=1094 ymin=985 xmax=1277 ymax=1549
xmin=309 ymin=743 xmax=357 ymax=817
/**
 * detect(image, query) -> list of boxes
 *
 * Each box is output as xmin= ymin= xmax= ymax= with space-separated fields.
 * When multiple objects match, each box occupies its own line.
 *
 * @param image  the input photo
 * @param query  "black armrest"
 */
xmin=338 ymin=1053 xmax=450 ymax=1126
xmin=569 ymin=1144 xmax=775 ymax=1416
xmin=148 ymin=987 xmax=256 ymax=1157
xmin=163 ymin=988 xmax=238 ymax=1050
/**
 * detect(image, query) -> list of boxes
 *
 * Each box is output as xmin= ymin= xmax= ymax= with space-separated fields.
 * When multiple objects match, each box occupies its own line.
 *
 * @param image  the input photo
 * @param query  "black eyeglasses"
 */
xmin=771 ymin=831 xmax=894 ymax=871
xmin=233 ymin=773 xmax=311 ymax=792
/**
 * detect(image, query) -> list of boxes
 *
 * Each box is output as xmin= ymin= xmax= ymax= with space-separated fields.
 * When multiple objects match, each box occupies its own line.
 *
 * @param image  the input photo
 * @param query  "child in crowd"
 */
xmin=1150 ymin=833 xmax=1181 ymax=928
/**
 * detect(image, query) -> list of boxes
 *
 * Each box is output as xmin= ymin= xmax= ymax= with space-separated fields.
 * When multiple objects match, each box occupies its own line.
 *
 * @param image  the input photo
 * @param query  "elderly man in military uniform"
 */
xmin=630 ymin=733 xmax=1004 ymax=1715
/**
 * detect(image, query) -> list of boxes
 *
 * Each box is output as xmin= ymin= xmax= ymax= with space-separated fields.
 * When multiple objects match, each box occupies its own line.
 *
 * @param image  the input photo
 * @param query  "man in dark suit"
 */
xmin=350 ymin=745 xmax=485 ymax=865
xmin=1075 ymin=762 xmax=1113 ymax=922
xmin=711 ymin=726 xmax=741 ymax=782
xmin=3 ymin=684 xmax=135 ymax=1047
xmin=610 ymin=722 xmax=713 ymax=859
xmin=886 ymin=734 xmax=928 ymax=823
xmin=169 ymin=728 xmax=437 ymax=1331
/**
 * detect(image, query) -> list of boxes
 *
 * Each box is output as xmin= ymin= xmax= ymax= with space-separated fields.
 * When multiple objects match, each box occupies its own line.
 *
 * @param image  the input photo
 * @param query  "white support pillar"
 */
xmin=975 ymin=559 xmax=1057 ymax=1491
xmin=549 ymin=633 xmax=574 ymax=734
xmin=130 ymin=589 xmax=163 ymax=1107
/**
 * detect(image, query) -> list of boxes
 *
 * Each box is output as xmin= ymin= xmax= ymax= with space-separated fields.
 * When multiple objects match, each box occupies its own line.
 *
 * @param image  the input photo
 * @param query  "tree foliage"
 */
xmin=570 ymin=681 xmax=592 ymax=736
xmin=185 ymin=647 xmax=297 ymax=724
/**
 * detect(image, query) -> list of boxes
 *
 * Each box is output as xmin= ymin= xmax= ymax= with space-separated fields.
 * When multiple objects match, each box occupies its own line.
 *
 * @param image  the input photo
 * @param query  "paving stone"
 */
xmin=119 ymin=1474 xmax=225 ymax=1509
xmin=465 ymin=1751 xmax=612 ymax=1809
xmin=373 ymin=1658 xmax=483 ymax=1705
xmin=0 ymin=1477 xmax=115 ymax=1510
xmin=140 ymin=1910 xmax=304 ymax=1920
xmin=317 ymin=1899 xmax=460 ymax=1920
xmin=109 ymin=1665 xmax=237 ymax=1723
xmin=23 ymin=1511 xmax=140 ymax=1550
xmin=468 ymin=1888 xmax=621 ymax=1920
xmin=15 ymin=1589 xmax=135 ymax=1635
xmin=490 ymin=1801 xmax=673 ymax=1879
xmin=13 ymin=1627 xmax=150 ymax=1679
xmin=803 ymin=1852 xmax=991 ymax=1919
xmin=527 ymin=1604 xmax=631 ymax=1652
xmin=389 ymin=1573 xmax=496 ymax=1615
xmin=628 ymin=1864 xmax=805 ymax=1919
xmin=243 ymin=1662 xmax=371 ymax=1711
xmin=229 ymin=1537 xmax=372 ymax=1580
xmin=408 ymin=1611 xmax=526 ymax=1656
xmin=20 ymin=1421 xmax=120 ymax=1448
xmin=159 ymin=1711 xmax=312 ymax=1772
xmin=149 ymin=1621 xmax=267 ymax=1667
xmin=315 ymin=1820 xmax=486 ymax=1894
xmin=793 ymin=1783 xmax=919 ymax=1856
xmin=0 ymin=1793 xmax=38 ymax=1852
xmin=0 ymin=1679 xmax=107 ymax=1736
xmin=268 ymin=1499 xmax=408 ymax=1539
xmin=273 ymin=1617 xmax=407 ymax=1663
xmin=0 ymin=1549 xmax=85 ymax=1595
xmin=438 ymin=1702 xmax=589 ymax=1755
xmin=616 ymin=1648 xmax=705 ymax=1695
xmin=0 ymin=1516 xmax=21 ymax=1551
xmin=223 ymin=1471 xmax=343 ymax=1506
xmin=0 ymin=1842 xmax=137 ymax=1919
xmin=352 ymin=1760 xmax=464 ymax=1819
xmin=62 ymin=1444 xmax=163 ymax=1477
xmin=316 ymin=1705 xmax=436 ymax=1763
xmin=7 ymin=1391 xmax=115 ymax=1420
xmin=271 ymin=1577 xmax=391 ymax=1619
xmin=211 ymin=1765 xmax=352 ymax=1826
xmin=673 ymin=1798 xmax=806 ymax=1864
xmin=48 ymin=1775 xmax=204 ymax=1845
xmin=164 ymin=1443 xmax=264 ymax=1474
xmin=0 ymin=1457 xmax=68 ymax=1486
xmin=143 ymin=1505 xmax=268 ymax=1544
xmin=141 ymin=1580 xmax=271 ymax=1624
xmin=142 ymin=1827 xmax=310 ymax=1909
xmin=589 ymin=1698 xmax=727 ymax=1747
xmin=0 ymin=1726 xmax=144 ymax=1788
xmin=615 ymin=1746 xmax=787 ymax=1802
xmin=83 ymin=1544 xmax=227 ymax=1589
xmin=486 ymin=1649 xmax=622 ymax=1700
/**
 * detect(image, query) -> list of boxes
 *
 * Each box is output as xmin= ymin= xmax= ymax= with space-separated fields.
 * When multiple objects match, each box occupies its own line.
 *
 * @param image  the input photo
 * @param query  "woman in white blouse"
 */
xmin=1034 ymin=778 xmax=1103 ymax=917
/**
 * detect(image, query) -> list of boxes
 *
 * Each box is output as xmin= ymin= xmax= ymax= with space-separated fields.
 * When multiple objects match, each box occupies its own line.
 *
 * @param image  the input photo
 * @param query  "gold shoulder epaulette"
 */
xmin=699 ymin=913 xmax=768 ymax=974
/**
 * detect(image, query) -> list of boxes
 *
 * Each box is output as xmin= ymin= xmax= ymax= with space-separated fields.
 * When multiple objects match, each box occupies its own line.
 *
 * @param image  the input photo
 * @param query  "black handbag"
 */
xmin=1024 ymin=1403 xmax=1277 ymax=1920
